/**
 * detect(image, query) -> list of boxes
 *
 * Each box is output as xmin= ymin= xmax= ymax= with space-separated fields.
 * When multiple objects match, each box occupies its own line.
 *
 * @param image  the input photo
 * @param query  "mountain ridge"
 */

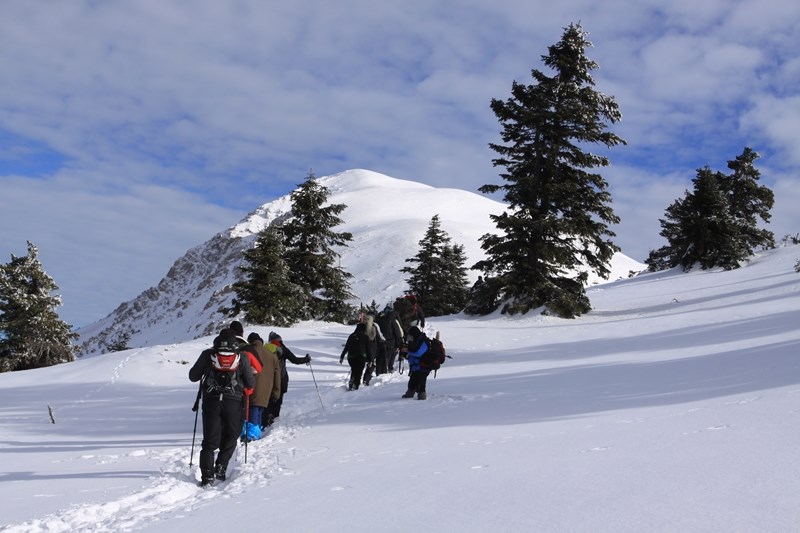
xmin=77 ymin=169 xmax=644 ymax=354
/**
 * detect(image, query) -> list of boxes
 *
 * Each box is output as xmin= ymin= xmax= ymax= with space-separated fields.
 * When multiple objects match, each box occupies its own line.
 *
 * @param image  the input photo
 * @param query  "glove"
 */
xmin=339 ymin=356 xmax=345 ymax=364
xmin=303 ymin=355 xmax=311 ymax=364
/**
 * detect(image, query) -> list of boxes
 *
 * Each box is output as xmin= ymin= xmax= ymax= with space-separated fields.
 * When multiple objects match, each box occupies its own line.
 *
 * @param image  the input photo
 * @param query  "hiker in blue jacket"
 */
xmin=401 ymin=325 xmax=430 ymax=400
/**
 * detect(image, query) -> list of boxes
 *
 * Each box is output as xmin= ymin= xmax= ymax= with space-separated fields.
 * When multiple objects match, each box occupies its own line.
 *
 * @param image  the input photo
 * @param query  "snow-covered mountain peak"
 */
xmin=77 ymin=169 xmax=643 ymax=355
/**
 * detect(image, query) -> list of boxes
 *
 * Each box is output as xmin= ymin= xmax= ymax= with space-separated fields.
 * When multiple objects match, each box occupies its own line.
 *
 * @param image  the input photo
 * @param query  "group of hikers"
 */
xmin=188 ymin=295 xmax=431 ymax=487
xmin=339 ymin=295 xmax=426 ymax=390
xmin=188 ymin=320 xmax=310 ymax=487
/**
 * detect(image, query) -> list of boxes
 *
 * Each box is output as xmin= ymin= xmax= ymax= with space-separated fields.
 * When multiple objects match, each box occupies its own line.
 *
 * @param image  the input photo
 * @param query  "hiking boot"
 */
xmin=401 ymin=390 xmax=415 ymax=399
xmin=214 ymin=464 xmax=227 ymax=481
xmin=417 ymin=391 xmax=427 ymax=400
xmin=199 ymin=477 xmax=214 ymax=488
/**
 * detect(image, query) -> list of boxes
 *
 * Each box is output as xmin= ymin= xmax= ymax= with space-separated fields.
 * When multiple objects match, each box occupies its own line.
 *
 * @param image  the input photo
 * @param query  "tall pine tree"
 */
xmin=646 ymin=148 xmax=774 ymax=272
xmin=475 ymin=23 xmax=624 ymax=318
xmin=281 ymin=171 xmax=356 ymax=322
xmin=401 ymin=214 xmax=470 ymax=316
xmin=232 ymin=224 xmax=306 ymax=327
xmin=0 ymin=241 xmax=77 ymax=372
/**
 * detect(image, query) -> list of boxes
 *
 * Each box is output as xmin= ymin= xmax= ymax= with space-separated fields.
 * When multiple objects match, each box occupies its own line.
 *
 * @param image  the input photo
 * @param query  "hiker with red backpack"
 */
xmin=189 ymin=328 xmax=256 ymax=487
xmin=405 ymin=294 xmax=425 ymax=329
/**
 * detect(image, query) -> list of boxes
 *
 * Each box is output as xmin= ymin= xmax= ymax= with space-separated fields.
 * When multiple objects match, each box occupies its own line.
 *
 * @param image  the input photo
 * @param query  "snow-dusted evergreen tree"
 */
xmin=401 ymin=214 xmax=470 ymax=316
xmin=0 ymin=241 xmax=76 ymax=372
xmin=719 ymin=147 xmax=775 ymax=256
xmin=475 ymin=23 xmax=624 ymax=318
xmin=232 ymin=224 xmax=305 ymax=327
xmin=647 ymin=148 xmax=774 ymax=272
xmin=281 ymin=171 xmax=356 ymax=323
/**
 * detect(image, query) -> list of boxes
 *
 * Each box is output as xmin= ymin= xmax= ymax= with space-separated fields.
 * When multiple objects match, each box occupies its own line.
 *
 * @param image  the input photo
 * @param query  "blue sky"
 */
xmin=1 ymin=0 xmax=798 ymax=328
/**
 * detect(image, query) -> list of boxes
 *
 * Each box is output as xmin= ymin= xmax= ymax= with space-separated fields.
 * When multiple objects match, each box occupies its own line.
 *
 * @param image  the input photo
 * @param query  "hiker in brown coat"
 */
xmin=243 ymin=332 xmax=282 ymax=437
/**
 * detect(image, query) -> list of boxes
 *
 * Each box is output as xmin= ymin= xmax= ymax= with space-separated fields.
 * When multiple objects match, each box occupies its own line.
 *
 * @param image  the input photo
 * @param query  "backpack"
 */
xmin=205 ymin=349 xmax=242 ymax=394
xmin=420 ymin=333 xmax=447 ymax=371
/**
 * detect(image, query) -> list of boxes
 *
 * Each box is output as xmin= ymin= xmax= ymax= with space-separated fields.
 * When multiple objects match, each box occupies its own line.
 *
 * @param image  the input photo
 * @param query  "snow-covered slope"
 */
xmin=77 ymin=169 xmax=643 ymax=354
xmin=3 ymin=246 xmax=799 ymax=532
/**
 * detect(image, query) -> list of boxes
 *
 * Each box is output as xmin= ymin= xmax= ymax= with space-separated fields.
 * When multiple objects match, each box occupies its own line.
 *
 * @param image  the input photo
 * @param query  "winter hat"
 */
xmin=408 ymin=326 xmax=421 ymax=338
xmin=214 ymin=328 xmax=238 ymax=351
xmin=247 ymin=332 xmax=262 ymax=344
xmin=230 ymin=320 xmax=245 ymax=337
xmin=268 ymin=331 xmax=282 ymax=343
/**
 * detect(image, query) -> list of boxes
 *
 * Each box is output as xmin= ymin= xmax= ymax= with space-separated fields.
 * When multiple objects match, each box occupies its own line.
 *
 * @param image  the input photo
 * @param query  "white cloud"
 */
xmin=1 ymin=0 xmax=798 ymax=325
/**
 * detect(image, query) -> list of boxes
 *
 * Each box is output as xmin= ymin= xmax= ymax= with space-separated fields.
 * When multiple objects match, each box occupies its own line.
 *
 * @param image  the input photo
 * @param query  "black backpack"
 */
xmin=420 ymin=333 xmax=447 ymax=371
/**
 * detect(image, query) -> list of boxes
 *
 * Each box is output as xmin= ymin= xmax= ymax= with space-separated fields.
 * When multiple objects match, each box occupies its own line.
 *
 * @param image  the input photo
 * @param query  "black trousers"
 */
xmin=265 ymin=393 xmax=284 ymax=420
xmin=348 ymin=357 xmax=366 ymax=389
xmin=385 ymin=344 xmax=399 ymax=373
xmin=407 ymin=369 xmax=430 ymax=393
xmin=200 ymin=394 xmax=244 ymax=479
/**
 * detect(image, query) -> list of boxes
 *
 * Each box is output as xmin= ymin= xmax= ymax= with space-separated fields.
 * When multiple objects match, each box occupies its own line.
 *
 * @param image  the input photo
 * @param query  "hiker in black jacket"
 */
xmin=339 ymin=322 xmax=370 ymax=390
xmin=377 ymin=304 xmax=404 ymax=373
xmin=189 ymin=328 xmax=255 ymax=486
xmin=360 ymin=314 xmax=385 ymax=385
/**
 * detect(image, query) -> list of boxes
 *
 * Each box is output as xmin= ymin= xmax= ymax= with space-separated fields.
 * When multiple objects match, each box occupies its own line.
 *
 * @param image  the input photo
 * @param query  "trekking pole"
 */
xmin=243 ymin=394 xmax=249 ymax=464
xmin=189 ymin=381 xmax=202 ymax=467
xmin=306 ymin=356 xmax=325 ymax=413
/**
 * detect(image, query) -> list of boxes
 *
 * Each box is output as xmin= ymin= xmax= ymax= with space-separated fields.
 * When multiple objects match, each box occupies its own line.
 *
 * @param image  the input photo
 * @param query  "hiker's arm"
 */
xmin=188 ymin=352 xmax=210 ymax=382
xmin=240 ymin=355 xmax=256 ymax=389
xmin=407 ymin=340 xmax=428 ymax=362
xmin=392 ymin=319 xmax=403 ymax=347
xmin=283 ymin=345 xmax=310 ymax=365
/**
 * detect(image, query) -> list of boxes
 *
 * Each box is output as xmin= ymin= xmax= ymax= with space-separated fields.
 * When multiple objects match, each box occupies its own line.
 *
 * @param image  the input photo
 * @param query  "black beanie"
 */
xmin=214 ymin=328 xmax=237 ymax=350
xmin=230 ymin=320 xmax=244 ymax=337
xmin=247 ymin=332 xmax=262 ymax=343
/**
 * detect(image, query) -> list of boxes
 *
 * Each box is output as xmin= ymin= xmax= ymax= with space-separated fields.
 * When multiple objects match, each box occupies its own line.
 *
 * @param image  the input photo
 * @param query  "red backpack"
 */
xmin=206 ymin=349 xmax=242 ymax=393
xmin=420 ymin=333 xmax=447 ymax=371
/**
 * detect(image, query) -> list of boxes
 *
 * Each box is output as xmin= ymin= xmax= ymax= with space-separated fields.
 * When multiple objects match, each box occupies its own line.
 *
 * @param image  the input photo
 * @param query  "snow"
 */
xmin=2 ymin=244 xmax=800 ymax=532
